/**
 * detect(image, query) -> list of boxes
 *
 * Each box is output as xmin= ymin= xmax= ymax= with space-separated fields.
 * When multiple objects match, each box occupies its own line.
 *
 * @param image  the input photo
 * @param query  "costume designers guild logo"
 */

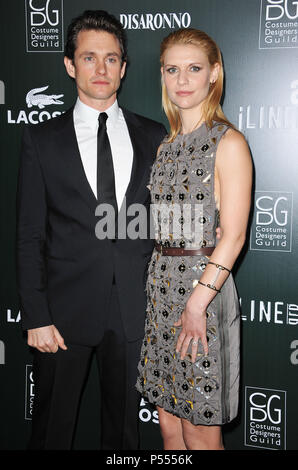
xmin=25 ymin=365 xmax=34 ymax=420
xmin=245 ymin=387 xmax=286 ymax=449
xmin=250 ymin=191 xmax=293 ymax=252
xmin=25 ymin=0 xmax=64 ymax=52
xmin=259 ymin=0 xmax=298 ymax=49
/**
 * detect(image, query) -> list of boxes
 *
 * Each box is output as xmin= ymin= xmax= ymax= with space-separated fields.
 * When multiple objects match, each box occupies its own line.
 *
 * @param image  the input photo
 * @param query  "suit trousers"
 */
xmin=27 ymin=285 xmax=143 ymax=450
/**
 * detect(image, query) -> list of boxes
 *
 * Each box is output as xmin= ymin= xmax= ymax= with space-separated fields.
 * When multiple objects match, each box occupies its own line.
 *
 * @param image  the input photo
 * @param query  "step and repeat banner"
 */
xmin=0 ymin=0 xmax=297 ymax=450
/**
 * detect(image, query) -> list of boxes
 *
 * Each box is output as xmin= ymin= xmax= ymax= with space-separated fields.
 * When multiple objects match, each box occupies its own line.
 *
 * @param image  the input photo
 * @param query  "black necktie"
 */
xmin=97 ymin=112 xmax=118 ymax=224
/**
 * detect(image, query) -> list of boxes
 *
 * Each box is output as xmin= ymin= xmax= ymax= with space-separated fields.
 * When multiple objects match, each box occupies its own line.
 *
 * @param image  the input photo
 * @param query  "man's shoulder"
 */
xmin=24 ymin=107 xmax=73 ymax=138
xmin=121 ymin=107 xmax=167 ymax=134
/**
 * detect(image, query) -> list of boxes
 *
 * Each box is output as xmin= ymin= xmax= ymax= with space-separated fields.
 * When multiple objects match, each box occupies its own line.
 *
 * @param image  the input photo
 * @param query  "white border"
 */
xmin=258 ymin=0 xmax=298 ymax=50
xmin=244 ymin=386 xmax=287 ymax=450
xmin=249 ymin=190 xmax=293 ymax=252
xmin=25 ymin=0 xmax=64 ymax=53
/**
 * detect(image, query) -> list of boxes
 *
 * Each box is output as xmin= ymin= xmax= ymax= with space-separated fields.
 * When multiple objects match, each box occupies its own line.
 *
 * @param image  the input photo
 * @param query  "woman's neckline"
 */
xmin=178 ymin=120 xmax=207 ymax=138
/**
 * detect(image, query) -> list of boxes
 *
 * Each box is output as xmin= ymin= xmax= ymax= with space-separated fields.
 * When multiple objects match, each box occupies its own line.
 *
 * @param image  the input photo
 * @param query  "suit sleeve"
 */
xmin=159 ymin=123 xmax=168 ymax=145
xmin=152 ymin=123 xmax=167 ymax=152
xmin=16 ymin=126 xmax=53 ymax=330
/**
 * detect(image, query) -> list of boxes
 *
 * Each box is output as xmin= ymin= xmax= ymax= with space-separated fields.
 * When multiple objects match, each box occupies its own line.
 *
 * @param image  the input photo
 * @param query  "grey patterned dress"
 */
xmin=136 ymin=121 xmax=240 ymax=426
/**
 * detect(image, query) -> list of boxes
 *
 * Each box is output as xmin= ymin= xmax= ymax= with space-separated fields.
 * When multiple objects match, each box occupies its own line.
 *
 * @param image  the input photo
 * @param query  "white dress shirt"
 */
xmin=73 ymin=98 xmax=133 ymax=208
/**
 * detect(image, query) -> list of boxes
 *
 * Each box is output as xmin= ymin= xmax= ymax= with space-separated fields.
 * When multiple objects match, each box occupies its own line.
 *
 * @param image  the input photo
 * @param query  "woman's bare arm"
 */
xmin=175 ymin=129 xmax=253 ymax=361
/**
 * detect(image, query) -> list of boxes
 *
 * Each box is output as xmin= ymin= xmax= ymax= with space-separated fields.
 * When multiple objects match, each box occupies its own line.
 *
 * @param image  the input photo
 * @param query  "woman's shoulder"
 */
xmin=223 ymin=128 xmax=247 ymax=149
xmin=215 ymin=125 xmax=251 ymax=168
xmin=214 ymin=123 xmax=247 ymax=149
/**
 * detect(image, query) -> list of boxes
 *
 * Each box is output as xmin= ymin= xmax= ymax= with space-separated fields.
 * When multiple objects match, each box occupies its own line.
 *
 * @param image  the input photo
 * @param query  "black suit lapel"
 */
xmin=54 ymin=106 xmax=153 ymax=213
xmin=122 ymin=109 xmax=151 ymax=208
xmin=56 ymin=107 xmax=98 ymax=211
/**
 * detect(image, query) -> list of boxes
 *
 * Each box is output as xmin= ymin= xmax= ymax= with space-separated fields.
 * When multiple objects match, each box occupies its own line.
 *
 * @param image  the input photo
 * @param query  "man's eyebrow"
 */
xmin=106 ymin=52 xmax=121 ymax=56
xmin=78 ymin=51 xmax=95 ymax=57
xmin=78 ymin=51 xmax=121 ymax=57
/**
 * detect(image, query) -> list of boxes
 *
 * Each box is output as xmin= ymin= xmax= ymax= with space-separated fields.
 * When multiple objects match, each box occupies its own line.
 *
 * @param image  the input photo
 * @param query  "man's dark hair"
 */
xmin=64 ymin=10 xmax=127 ymax=63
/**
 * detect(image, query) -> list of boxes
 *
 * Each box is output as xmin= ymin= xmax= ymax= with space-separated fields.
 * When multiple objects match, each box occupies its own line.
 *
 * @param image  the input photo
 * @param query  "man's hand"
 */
xmin=27 ymin=325 xmax=67 ymax=353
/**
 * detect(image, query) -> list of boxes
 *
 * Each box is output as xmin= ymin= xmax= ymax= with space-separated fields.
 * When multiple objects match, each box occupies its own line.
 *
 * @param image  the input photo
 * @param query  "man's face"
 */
xmin=64 ymin=29 xmax=126 ymax=111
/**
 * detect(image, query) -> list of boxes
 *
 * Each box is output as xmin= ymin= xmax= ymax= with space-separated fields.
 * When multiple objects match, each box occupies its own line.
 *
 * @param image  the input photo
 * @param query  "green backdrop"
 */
xmin=0 ymin=0 xmax=297 ymax=450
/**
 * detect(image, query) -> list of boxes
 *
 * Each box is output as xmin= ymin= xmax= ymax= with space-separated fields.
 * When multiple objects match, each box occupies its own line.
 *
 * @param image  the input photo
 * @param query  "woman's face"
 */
xmin=161 ymin=43 xmax=219 ymax=114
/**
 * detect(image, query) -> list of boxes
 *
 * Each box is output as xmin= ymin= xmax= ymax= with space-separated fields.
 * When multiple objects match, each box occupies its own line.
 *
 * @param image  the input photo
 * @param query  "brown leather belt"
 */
xmin=155 ymin=242 xmax=215 ymax=257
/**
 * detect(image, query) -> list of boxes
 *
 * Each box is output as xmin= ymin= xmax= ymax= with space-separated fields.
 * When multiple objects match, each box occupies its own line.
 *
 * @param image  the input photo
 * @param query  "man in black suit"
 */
xmin=17 ymin=10 xmax=166 ymax=450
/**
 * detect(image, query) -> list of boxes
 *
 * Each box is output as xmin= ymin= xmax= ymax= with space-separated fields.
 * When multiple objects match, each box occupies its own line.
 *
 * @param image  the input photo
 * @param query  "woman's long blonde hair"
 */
xmin=160 ymin=28 xmax=234 ymax=142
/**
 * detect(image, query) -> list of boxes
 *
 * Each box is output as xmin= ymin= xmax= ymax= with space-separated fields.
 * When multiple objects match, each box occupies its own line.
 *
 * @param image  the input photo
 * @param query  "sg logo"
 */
xmin=256 ymin=195 xmax=288 ymax=226
xmin=266 ymin=0 xmax=298 ymax=21
xmin=29 ymin=0 xmax=60 ymax=27
xmin=249 ymin=391 xmax=282 ymax=424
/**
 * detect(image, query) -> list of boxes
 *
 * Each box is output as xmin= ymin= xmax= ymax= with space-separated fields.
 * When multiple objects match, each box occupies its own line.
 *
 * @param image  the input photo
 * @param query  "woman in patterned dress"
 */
xmin=136 ymin=29 xmax=252 ymax=450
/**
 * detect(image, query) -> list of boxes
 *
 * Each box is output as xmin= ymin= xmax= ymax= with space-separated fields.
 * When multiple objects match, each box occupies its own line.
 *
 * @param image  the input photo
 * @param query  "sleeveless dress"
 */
xmin=136 ymin=121 xmax=240 ymax=426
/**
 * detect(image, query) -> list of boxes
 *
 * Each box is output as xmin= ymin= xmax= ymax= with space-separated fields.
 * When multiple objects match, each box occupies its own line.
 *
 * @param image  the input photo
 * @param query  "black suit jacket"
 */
xmin=16 ymin=105 xmax=167 ymax=345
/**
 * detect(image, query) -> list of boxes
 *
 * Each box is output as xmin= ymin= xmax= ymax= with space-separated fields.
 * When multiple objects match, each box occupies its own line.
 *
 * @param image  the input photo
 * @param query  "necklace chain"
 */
xmin=181 ymin=117 xmax=204 ymax=138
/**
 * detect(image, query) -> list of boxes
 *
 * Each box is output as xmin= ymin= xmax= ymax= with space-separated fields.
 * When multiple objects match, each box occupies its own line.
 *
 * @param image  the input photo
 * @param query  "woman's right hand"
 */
xmin=174 ymin=294 xmax=208 ymax=363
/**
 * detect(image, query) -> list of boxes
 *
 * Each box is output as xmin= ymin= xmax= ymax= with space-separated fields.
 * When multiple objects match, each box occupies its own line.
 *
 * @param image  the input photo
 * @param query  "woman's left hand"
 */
xmin=174 ymin=298 xmax=208 ymax=363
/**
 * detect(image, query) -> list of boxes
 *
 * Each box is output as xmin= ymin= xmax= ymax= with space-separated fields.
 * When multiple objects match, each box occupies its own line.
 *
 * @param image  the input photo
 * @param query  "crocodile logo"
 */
xmin=26 ymin=86 xmax=64 ymax=109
